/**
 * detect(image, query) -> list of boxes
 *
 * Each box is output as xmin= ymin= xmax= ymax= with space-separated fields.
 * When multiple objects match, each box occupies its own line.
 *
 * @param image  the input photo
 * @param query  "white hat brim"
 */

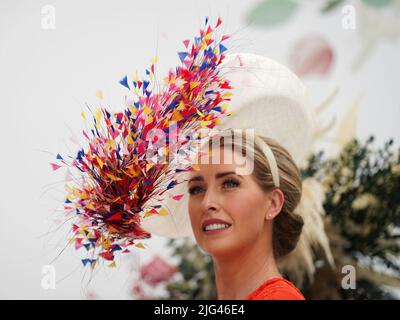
xmin=141 ymin=53 xmax=316 ymax=238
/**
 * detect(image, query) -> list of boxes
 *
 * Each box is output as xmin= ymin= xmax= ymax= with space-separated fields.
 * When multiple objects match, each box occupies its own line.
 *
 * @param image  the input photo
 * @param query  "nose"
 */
xmin=201 ymin=186 xmax=221 ymax=213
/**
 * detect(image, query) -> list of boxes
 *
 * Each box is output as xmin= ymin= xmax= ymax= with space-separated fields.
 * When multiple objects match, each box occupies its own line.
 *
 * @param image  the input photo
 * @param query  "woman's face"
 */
xmin=187 ymin=146 xmax=274 ymax=258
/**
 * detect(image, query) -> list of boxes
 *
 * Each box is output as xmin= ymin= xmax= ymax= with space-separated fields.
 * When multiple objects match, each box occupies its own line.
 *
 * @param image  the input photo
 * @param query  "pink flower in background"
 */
xmin=289 ymin=34 xmax=334 ymax=77
xmin=131 ymin=283 xmax=148 ymax=299
xmin=139 ymin=256 xmax=177 ymax=286
xmin=84 ymin=291 xmax=98 ymax=300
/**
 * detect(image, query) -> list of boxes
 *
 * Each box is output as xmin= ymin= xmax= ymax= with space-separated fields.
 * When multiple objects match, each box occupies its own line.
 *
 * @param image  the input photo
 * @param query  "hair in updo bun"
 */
xmin=206 ymin=129 xmax=304 ymax=259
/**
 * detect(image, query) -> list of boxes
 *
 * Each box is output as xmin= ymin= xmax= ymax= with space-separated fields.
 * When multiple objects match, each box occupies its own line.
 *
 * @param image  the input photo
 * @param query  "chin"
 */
xmin=199 ymin=237 xmax=241 ymax=257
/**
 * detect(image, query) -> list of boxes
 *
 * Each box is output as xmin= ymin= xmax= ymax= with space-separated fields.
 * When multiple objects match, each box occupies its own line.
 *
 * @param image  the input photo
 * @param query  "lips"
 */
xmin=201 ymin=218 xmax=232 ymax=233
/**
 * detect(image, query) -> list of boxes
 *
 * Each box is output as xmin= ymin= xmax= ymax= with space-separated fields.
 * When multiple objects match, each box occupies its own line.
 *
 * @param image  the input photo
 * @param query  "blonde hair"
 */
xmin=204 ymin=129 xmax=304 ymax=259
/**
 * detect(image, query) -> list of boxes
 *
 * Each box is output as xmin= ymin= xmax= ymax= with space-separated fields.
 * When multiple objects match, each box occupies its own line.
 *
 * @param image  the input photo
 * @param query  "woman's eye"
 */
xmin=223 ymin=179 xmax=240 ymax=189
xmin=188 ymin=179 xmax=239 ymax=195
xmin=188 ymin=186 xmax=204 ymax=195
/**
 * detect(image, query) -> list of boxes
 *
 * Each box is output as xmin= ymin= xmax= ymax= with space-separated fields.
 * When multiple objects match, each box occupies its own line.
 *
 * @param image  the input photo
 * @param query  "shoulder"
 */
xmin=245 ymin=278 xmax=305 ymax=300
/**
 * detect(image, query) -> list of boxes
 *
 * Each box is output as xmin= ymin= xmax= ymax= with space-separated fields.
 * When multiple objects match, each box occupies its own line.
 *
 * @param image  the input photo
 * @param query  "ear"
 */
xmin=265 ymin=188 xmax=285 ymax=220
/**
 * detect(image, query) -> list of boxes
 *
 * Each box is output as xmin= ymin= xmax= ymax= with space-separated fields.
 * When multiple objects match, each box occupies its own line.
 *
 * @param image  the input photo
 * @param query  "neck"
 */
xmin=213 ymin=237 xmax=281 ymax=300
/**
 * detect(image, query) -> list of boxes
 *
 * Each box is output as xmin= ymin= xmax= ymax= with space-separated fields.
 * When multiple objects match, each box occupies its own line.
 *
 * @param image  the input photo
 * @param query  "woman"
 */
xmin=142 ymin=53 xmax=316 ymax=299
xmin=186 ymin=129 xmax=305 ymax=300
xmin=60 ymin=19 xmax=333 ymax=298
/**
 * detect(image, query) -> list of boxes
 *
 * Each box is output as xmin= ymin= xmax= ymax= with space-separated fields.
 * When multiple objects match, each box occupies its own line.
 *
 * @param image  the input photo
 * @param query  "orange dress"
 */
xmin=245 ymin=277 xmax=305 ymax=300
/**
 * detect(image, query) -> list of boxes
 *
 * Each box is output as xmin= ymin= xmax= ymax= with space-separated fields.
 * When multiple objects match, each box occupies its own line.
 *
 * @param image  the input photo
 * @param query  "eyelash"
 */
xmin=188 ymin=179 xmax=240 ymax=195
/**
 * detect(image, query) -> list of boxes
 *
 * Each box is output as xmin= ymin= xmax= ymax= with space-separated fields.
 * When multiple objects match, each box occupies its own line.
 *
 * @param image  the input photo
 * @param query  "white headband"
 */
xmin=254 ymin=136 xmax=280 ymax=188
xmin=227 ymin=129 xmax=280 ymax=188
xmin=196 ymin=129 xmax=280 ymax=188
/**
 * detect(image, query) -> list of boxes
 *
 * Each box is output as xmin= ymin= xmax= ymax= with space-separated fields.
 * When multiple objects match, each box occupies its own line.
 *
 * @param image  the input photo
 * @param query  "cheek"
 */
xmin=187 ymin=189 xmax=266 ymax=225
xmin=188 ymin=199 xmax=202 ymax=227
xmin=188 ymin=198 xmax=207 ymax=246
xmin=227 ymin=190 xmax=265 ymax=227
xmin=187 ymin=187 xmax=267 ymax=239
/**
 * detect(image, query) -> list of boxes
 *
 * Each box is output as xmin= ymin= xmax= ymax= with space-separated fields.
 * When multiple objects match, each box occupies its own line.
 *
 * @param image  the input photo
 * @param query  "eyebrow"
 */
xmin=187 ymin=171 xmax=243 ymax=184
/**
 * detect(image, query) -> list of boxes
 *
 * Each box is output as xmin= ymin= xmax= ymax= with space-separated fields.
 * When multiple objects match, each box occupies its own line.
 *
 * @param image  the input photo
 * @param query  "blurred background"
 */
xmin=0 ymin=0 xmax=399 ymax=299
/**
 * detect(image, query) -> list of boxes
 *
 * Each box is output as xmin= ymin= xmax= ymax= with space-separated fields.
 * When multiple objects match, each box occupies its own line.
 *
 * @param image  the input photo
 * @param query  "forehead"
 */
xmin=188 ymin=146 xmax=249 ymax=178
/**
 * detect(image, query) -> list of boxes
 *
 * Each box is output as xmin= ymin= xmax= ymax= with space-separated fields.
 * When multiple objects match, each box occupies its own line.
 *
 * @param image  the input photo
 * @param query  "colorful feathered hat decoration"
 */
xmin=51 ymin=17 xmax=232 ymax=268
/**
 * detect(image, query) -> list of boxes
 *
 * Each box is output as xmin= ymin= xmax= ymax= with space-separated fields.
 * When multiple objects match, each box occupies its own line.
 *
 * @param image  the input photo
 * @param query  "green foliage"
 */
xmin=321 ymin=0 xmax=393 ymax=14
xmin=246 ymin=0 xmax=299 ymax=27
xmin=311 ymin=137 xmax=400 ymax=274
xmin=321 ymin=0 xmax=346 ymax=13
xmin=362 ymin=0 xmax=393 ymax=8
xmin=165 ymin=239 xmax=216 ymax=299
xmin=164 ymin=137 xmax=400 ymax=299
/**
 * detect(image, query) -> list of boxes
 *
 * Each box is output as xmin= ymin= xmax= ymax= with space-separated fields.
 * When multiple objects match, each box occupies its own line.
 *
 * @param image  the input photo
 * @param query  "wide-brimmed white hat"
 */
xmin=141 ymin=53 xmax=317 ymax=238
